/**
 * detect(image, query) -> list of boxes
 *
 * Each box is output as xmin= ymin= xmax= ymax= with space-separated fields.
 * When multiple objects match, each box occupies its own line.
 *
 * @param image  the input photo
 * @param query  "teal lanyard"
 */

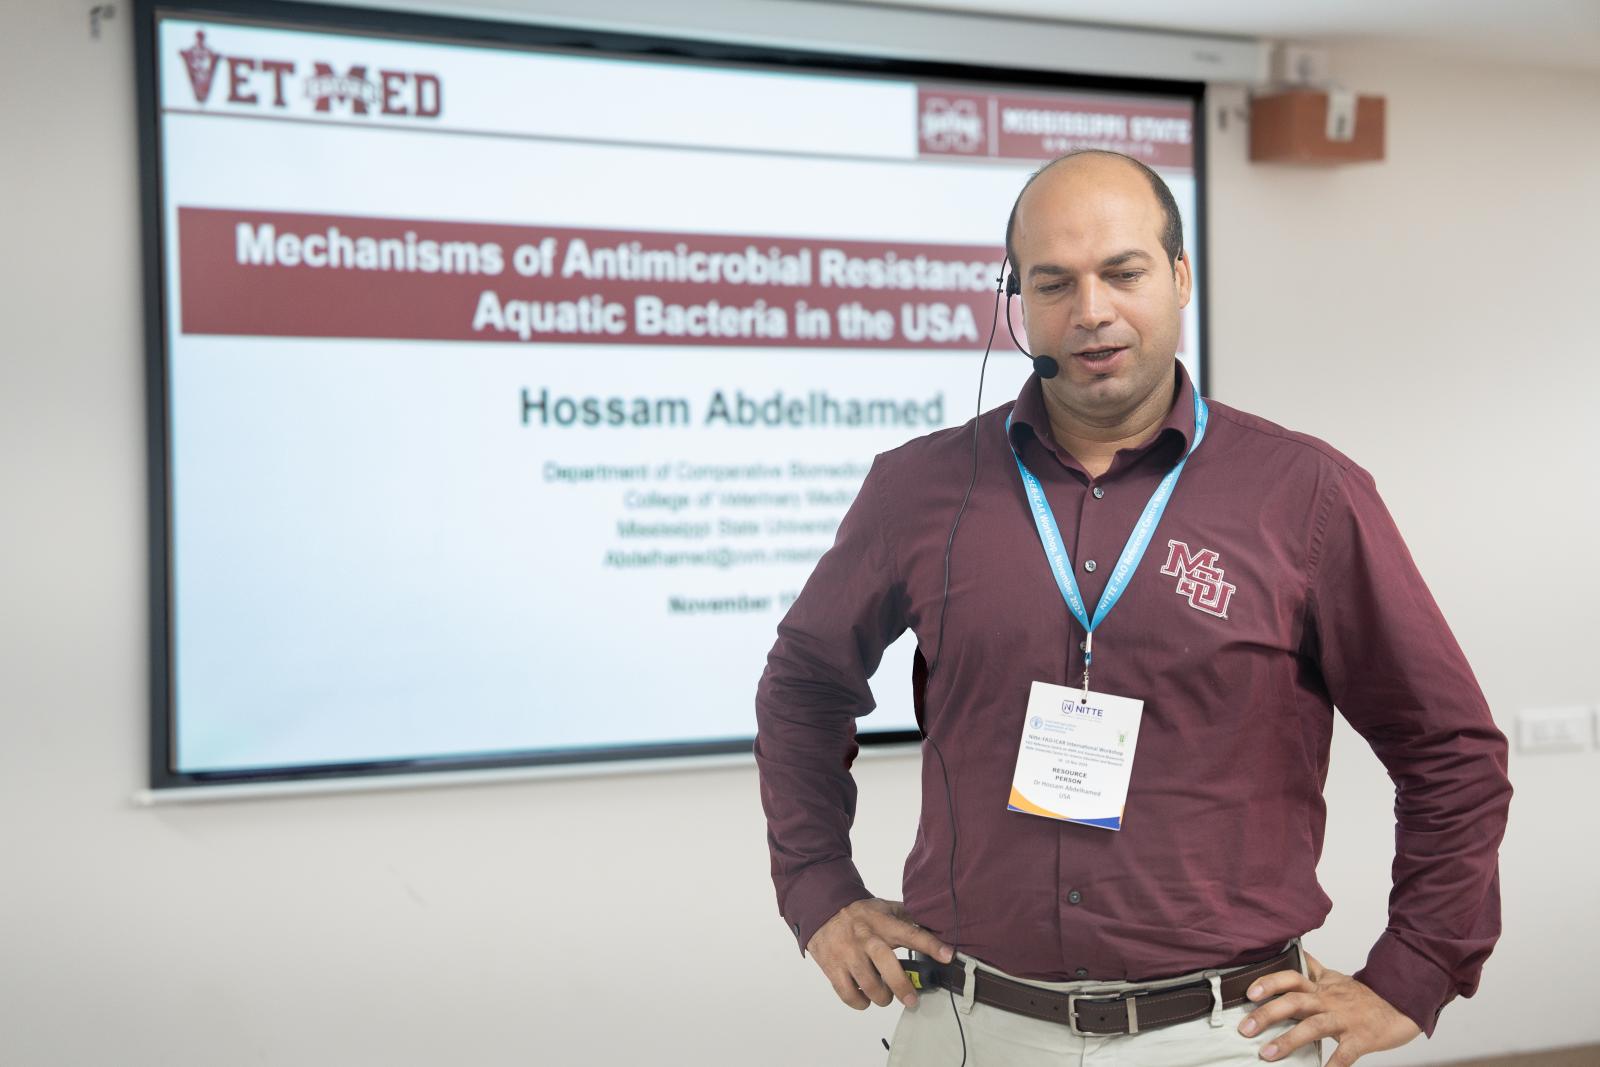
xmin=1005 ymin=390 xmax=1209 ymax=690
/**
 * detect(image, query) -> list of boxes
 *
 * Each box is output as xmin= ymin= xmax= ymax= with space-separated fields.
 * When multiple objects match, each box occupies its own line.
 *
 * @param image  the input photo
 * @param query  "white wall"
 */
xmin=1204 ymin=41 xmax=1600 ymax=1064
xmin=1 ymin=3 xmax=1595 ymax=1064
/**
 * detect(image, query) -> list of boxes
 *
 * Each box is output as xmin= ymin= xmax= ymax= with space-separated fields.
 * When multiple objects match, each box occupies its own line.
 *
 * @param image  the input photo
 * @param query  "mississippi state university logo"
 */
xmin=920 ymin=96 xmax=984 ymax=153
xmin=304 ymin=64 xmax=383 ymax=114
xmin=1159 ymin=540 xmax=1236 ymax=619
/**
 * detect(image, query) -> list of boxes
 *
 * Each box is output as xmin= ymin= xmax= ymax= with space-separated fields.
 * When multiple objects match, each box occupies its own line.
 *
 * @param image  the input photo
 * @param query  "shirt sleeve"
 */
xmin=1304 ymin=464 xmax=1512 ymax=1036
xmin=754 ymin=454 xmax=910 ymax=953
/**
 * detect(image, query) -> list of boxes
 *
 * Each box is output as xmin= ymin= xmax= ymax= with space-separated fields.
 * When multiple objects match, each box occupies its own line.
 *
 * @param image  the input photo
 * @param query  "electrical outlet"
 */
xmin=1516 ymin=706 xmax=1593 ymax=754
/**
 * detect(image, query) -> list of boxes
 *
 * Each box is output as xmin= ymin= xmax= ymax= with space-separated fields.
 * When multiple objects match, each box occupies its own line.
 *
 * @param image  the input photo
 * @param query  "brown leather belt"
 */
xmin=903 ymin=944 xmax=1300 ymax=1037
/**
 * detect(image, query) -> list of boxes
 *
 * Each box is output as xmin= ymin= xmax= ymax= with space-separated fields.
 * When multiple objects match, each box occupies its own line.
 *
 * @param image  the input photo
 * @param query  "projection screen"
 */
xmin=138 ymin=0 xmax=1207 ymax=789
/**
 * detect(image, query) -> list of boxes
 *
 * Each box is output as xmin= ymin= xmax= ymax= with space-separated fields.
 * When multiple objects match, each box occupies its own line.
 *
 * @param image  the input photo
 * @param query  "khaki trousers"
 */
xmin=885 ymin=944 xmax=1322 ymax=1067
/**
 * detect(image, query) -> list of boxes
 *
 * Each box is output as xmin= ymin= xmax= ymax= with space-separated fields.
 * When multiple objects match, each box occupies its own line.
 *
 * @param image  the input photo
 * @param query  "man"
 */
xmin=754 ymin=151 xmax=1511 ymax=1066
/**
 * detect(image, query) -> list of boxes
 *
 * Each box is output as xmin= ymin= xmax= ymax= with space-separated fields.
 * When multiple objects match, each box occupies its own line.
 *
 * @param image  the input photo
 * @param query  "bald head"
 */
xmin=1002 ymin=148 xmax=1192 ymax=431
xmin=1004 ymin=150 xmax=1184 ymax=278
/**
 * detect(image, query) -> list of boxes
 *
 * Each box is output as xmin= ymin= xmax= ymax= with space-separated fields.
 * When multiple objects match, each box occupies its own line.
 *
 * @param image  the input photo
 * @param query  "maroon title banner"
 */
xmin=178 ymin=208 xmax=1007 ymax=350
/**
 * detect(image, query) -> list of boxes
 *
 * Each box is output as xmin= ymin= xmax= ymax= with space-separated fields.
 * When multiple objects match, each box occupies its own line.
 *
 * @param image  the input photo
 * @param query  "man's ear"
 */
xmin=1173 ymin=250 xmax=1193 ymax=311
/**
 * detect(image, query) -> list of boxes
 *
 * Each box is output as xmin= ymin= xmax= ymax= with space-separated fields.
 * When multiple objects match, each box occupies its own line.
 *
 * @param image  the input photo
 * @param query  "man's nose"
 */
xmin=1072 ymin=277 xmax=1115 ymax=332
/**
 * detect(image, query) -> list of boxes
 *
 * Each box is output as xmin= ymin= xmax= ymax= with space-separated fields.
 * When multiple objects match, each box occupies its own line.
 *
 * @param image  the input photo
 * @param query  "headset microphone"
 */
xmin=1003 ymin=269 xmax=1060 ymax=379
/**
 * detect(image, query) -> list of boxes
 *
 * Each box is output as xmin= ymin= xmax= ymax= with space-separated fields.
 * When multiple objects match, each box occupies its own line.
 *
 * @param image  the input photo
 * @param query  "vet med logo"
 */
xmin=176 ymin=28 xmax=442 ymax=117
xmin=1159 ymin=539 xmax=1237 ymax=619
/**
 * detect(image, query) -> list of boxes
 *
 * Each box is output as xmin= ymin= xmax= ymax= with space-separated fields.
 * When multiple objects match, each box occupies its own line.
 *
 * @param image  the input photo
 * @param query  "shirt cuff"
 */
xmin=1354 ymin=932 xmax=1457 ymax=1037
xmin=781 ymin=857 xmax=872 ymax=955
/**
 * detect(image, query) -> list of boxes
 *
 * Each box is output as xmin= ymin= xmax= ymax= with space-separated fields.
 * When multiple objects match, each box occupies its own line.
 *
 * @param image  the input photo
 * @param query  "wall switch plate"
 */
xmin=1516 ymin=706 xmax=1594 ymax=754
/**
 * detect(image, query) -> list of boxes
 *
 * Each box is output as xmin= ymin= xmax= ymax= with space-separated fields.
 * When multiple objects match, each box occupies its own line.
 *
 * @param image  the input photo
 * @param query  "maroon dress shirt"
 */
xmin=754 ymin=363 xmax=1511 ymax=1035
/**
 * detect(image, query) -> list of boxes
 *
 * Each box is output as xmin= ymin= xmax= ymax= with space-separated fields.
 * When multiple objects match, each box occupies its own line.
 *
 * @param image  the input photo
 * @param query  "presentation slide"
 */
xmin=152 ymin=12 xmax=1201 ymax=778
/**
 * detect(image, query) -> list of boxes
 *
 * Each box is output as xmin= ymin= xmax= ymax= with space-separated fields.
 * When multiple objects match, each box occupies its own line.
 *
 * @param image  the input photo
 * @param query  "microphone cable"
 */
xmin=913 ymin=270 xmax=1009 ymax=1067
xmin=929 ymin=272 xmax=1004 ymax=675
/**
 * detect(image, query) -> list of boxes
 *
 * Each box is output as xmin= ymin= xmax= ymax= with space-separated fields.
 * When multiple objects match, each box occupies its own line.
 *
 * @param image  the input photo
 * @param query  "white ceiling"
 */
xmin=838 ymin=0 xmax=1600 ymax=71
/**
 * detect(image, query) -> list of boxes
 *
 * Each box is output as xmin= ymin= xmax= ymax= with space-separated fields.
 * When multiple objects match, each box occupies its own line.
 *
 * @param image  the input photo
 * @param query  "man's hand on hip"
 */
xmin=1238 ymin=950 xmax=1421 ymax=1066
xmin=806 ymin=897 xmax=954 ymax=1010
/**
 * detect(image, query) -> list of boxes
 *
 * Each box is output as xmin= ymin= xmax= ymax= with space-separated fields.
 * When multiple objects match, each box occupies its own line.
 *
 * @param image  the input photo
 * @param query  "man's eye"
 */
xmin=1036 ymin=282 xmax=1067 ymax=294
xmin=1114 ymin=271 xmax=1143 ymax=282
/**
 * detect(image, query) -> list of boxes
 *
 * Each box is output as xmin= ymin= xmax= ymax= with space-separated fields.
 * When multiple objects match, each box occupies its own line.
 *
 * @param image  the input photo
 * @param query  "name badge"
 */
xmin=1008 ymin=681 xmax=1145 ymax=831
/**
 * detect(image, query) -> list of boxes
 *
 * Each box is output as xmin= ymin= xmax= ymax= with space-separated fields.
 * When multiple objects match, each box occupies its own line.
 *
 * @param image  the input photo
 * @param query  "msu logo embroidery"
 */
xmin=1159 ymin=540 xmax=1237 ymax=619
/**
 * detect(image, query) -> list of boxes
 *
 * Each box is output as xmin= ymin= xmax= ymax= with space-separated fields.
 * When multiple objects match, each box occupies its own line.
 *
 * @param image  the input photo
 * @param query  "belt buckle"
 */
xmin=1065 ymin=990 xmax=1130 ymax=1037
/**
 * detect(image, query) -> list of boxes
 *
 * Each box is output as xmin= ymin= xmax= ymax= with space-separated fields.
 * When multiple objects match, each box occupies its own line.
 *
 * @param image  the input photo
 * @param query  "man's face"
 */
xmin=1011 ymin=157 xmax=1191 ymax=424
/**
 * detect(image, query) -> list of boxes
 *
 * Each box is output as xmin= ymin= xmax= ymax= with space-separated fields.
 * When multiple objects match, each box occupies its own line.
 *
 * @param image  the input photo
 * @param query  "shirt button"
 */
xmin=1083 ymin=560 xmax=1097 ymax=573
xmin=1075 ymin=968 xmax=1089 ymax=978
xmin=1079 ymin=640 xmax=1088 ymax=652
xmin=1092 ymin=486 xmax=1105 ymax=499
xmin=1068 ymin=889 xmax=1083 ymax=904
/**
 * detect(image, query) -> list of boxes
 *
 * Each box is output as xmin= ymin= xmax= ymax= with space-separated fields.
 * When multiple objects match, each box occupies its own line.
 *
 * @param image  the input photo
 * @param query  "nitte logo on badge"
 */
xmin=1008 ymin=681 xmax=1144 ymax=831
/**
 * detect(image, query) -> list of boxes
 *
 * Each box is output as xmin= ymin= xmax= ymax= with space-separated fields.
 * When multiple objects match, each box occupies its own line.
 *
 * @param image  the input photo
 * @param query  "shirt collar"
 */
xmin=1007 ymin=360 xmax=1198 ymax=476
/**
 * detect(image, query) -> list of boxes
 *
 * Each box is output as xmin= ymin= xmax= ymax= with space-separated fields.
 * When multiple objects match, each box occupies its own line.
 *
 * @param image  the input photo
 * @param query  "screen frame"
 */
xmin=136 ymin=0 xmax=1210 ymax=790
